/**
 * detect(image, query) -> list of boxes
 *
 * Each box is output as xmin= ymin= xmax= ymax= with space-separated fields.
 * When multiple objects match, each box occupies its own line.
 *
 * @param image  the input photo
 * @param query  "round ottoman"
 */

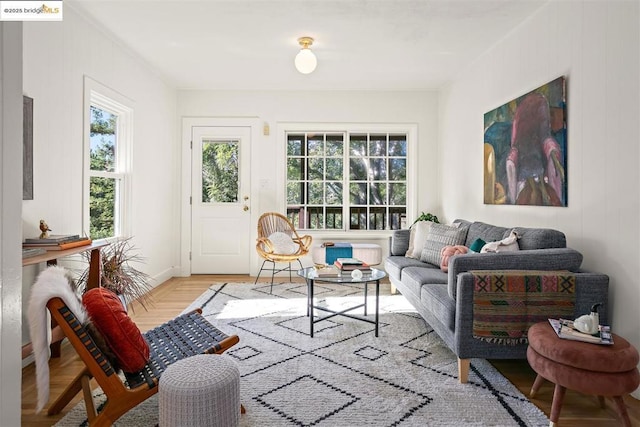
xmin=527 ymin=322 xmax=640 ymax=427
xmin=159 ymin=354 xmax=241 ymax=427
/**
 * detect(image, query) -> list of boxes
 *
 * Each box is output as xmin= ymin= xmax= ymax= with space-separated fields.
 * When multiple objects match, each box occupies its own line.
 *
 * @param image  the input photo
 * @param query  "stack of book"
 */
xmin=314 ymin=265 xmax=342 ymax=278
xmin=22 ymin=247 xmax=47 ymax=259
xmin=334 ymin=257 xmax=371 ymax=273
xmin=548 ymin=318 xmax=613 ymax=345
xmin=22 ymin=234 xmax=92 ymax=251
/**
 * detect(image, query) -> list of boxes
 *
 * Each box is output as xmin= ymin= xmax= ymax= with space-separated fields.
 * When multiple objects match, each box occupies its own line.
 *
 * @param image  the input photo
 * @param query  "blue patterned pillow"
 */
xmin=420 ymin=223 xmax=469 ymax=266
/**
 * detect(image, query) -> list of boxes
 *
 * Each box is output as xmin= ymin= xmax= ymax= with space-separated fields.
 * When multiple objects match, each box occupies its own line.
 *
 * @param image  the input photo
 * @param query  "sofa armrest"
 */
xmin=389 ymin=229 xmax=411 ymax=256
xmin=447 ymin=248 xmax=583 ymax=299
xmin=454 ymin=271 xmax=610 ymax=358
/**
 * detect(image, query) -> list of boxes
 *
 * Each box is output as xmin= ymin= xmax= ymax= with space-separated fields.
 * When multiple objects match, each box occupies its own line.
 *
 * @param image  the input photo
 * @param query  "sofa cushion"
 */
xmin=400 ymin=265 xmax=448 ymax=302
xmin=463 ymin=221 xmax=510 ymax=247
xmin=384 ymin=256 xmax=432 ymax=282
xmin=420 ymin=223 xmax=468 ymax=266
xmin=420 ymin=283 xmax=456 ymax=333
xmin=509 ymin=226 xmax=566 ymax=249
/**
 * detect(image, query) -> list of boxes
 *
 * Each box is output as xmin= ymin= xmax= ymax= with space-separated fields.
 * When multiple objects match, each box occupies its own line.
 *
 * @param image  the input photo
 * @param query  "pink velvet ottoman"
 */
xmin=527 ymin=321 xmax=640 ymax=427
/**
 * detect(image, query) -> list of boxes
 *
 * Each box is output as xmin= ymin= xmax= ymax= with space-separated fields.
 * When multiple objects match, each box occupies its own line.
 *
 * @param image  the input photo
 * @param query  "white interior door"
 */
xmin=191 ymin=126 xmax=251 ymax=273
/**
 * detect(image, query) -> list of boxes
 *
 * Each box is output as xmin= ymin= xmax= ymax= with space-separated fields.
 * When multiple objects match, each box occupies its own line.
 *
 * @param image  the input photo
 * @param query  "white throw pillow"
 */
xmin=406 ymin=221 xmax=433 ymax=259
xmin=268 ymin=232 xmax=298 ymax=255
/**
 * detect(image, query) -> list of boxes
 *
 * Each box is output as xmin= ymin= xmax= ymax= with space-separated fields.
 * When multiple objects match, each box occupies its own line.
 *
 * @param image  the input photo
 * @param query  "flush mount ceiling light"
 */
xmin=294 ymin=36 xmax=317 ymax=74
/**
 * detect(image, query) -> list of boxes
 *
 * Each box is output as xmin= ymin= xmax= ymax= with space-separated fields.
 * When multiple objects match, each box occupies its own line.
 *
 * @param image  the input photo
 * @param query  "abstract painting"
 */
xmin=483 ymin=77 xmax=567 ymax=206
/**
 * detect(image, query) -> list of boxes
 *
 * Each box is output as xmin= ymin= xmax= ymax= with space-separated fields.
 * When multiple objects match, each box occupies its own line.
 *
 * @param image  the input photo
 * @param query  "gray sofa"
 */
xmin=385 ymin=219 xmax=610 ymax=383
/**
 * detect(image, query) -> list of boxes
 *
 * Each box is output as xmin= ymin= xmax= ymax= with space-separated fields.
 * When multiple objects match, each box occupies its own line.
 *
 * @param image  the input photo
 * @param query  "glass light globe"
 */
xmin=295 ymin=48 xmax=317 ymax=74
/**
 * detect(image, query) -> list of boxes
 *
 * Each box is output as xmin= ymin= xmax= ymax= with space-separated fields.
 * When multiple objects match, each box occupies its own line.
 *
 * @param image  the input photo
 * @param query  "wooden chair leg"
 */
xmin=48 ymin=367 xmax=92 ymax=415
xmin=81 ymin=375 xmax=97 ymax=423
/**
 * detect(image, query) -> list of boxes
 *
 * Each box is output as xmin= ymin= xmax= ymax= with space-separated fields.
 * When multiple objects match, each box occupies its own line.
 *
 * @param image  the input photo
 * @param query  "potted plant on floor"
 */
xmin=76 ymin=237 xmax=153 ymax=311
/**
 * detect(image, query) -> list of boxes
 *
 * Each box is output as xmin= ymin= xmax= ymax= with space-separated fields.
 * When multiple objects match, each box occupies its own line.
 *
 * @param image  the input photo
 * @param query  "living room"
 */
xmin=1 ymin=0 xmax=639 ymax=425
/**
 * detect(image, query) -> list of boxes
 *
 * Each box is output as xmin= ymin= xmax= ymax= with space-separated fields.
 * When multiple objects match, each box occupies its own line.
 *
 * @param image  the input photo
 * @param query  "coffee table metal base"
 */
xmin=306 ymin=278 xmax=380 ymax=338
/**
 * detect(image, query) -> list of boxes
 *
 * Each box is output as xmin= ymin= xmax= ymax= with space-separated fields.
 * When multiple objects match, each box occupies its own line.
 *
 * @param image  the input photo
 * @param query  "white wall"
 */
xmin=1 ymin=21 xmax=25 ymax=426
xmin=178 ymin=90 xmax=439 ymax=272
xmin=439 ymin=0 xmax=640 ymax=396
xmin=21 ymin=6 xmax=180 ymax=338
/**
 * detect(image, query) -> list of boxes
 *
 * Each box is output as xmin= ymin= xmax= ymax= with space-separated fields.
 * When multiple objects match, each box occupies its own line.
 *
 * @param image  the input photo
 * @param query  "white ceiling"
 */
xmin=68 ymin=0 xmax=547 ymax=91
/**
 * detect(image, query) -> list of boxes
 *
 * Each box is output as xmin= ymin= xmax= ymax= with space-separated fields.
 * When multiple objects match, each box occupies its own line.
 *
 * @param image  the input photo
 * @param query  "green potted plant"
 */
xmin=76 ymin=237 xmax=153 ymax=311
xmin=411 ymin=211 xmax=440 ymax=228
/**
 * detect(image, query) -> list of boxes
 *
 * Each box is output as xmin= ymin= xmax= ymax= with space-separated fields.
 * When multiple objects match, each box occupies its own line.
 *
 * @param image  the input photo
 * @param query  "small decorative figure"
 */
xmin=39 ymin=219 xmax=52 ymax=239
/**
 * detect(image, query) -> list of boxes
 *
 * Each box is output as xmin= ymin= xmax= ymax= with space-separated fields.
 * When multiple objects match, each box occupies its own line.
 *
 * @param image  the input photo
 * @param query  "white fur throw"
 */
xmin=28 ymin=266 xmax=87 ymax=413
xmin=481 ymin=229 xmax=520 ymax=253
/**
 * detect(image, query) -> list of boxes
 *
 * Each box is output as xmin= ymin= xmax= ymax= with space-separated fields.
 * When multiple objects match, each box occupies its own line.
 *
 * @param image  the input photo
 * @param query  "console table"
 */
xmin=22 ymin=241 xmax=107 ymax=359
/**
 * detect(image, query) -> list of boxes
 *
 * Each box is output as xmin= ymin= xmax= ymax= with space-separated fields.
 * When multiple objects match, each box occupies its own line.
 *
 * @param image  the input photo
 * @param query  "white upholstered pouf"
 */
xmin=159 ymin=354 xmax=240 ymax=427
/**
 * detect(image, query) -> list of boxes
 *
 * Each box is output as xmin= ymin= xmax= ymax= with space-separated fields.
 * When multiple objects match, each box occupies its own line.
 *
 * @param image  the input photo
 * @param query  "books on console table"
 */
xmin=548 ymin=318 xmax=613 ymax=345
xmin=23 ymin=237 xmax=92 ymax=251
xmin=24 ymin=234 xmax=80 ymax=244
xmin=22 ymin=248 xmax=47 ymax=259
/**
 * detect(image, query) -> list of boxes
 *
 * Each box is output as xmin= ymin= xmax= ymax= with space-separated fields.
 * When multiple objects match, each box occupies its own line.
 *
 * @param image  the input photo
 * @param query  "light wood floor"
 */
xmin=22 ymin=275 xmax=640 ymax=426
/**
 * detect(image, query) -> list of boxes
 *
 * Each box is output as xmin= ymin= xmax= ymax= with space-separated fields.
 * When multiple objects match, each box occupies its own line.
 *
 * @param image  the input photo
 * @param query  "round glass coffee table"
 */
xmin=297 ymin=266 xmax=387 ymax=338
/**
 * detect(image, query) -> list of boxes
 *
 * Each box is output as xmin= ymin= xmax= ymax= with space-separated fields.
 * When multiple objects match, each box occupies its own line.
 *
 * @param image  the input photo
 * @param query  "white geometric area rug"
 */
xmin=56 ymin=281 xmax=548 ymax=427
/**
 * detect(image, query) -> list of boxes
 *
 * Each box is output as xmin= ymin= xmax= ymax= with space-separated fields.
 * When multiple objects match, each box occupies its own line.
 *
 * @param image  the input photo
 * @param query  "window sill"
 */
xmin=302 ymin=230 xmax=394 ymax=241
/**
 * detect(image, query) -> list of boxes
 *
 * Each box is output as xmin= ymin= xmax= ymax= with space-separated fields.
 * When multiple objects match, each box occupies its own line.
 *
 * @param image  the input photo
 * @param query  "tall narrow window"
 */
xmin=286 ymin=128 xmax=409 ymax=231
xmin=84 ymin=78 xmax=133 ymax=240
xmin=89 ymin=106 xmax=118 ymax=238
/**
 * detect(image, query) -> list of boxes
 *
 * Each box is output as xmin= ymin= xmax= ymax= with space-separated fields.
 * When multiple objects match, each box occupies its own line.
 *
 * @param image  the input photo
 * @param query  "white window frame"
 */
xmin=277 ymin=122 xmax=418 ymax=238
xmin=83 ymin=77 xmax=134 ymax=240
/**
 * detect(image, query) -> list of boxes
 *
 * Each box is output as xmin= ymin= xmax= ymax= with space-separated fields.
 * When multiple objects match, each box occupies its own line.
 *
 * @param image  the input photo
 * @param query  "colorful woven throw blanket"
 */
xmin=472 ymin=270 xmax=576 ymax=345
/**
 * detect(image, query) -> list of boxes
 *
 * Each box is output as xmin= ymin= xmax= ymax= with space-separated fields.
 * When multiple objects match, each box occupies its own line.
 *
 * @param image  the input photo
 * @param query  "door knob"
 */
xmin=243 ymin=195 xmax=249 ymax=201
xmin=243 ymin=205 xmax=249 ymax=212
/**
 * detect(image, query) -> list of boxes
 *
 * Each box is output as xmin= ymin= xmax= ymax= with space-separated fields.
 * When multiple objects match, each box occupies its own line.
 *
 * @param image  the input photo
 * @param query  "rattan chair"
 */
xmin=45 ymin=297 xmax=240 ymax=426
xmin=255 ymin=212 xmax=312 ymax=292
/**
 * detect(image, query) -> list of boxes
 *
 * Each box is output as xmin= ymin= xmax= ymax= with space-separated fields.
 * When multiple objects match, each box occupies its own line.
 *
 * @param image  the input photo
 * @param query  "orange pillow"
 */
xmin=82 ymin=288 xmax=150 ymax=373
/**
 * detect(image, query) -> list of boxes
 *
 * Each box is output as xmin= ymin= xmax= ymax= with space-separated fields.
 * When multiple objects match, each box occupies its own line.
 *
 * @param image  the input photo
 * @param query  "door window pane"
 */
xmin=202 ymin=139 xmax=238 ymax=203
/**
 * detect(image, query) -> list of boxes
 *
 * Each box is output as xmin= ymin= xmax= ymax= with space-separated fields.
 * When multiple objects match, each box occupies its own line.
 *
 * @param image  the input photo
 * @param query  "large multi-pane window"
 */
xmin=84 ymin=79 xmax=132 ymax=240
xmin=286 ymin=131 xmax=408 ymax=231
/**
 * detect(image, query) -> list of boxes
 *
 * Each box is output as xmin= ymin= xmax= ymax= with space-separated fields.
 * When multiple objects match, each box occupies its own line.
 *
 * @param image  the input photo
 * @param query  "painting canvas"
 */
xmin=483 ymin=77 xmax=567 ymax=206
